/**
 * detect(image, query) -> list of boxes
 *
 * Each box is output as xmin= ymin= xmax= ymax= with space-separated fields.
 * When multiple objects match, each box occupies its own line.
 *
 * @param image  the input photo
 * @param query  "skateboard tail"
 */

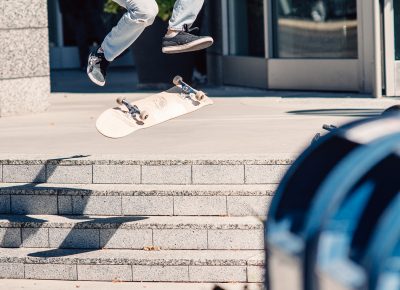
xmin=96 ymin=109 xmax=135 ymax=139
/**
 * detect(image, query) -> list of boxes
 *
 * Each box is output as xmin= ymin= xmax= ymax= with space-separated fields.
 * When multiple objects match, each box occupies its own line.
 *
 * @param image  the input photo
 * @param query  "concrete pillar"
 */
xmin=0 ymin=0 xmax=50 ymax=117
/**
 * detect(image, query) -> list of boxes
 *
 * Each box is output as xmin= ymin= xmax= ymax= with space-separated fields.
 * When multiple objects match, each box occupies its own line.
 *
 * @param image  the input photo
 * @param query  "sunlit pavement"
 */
xmin=0 ymin=88 xmax=398 ymax=157
xmin=0 ymin=280 xmax=264 ymax=290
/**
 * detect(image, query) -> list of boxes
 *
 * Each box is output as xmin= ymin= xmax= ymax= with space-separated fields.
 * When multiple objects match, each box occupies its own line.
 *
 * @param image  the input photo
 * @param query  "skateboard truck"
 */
xmin=173 ymin=75 xmax=205 ymax=101
xmin=322 ymin=124 xmax=337 ymax=132
xmin=116 ymin=98 xmax=149 ymax=121
xmin=311 ymin=124 xmax=338 ymax=144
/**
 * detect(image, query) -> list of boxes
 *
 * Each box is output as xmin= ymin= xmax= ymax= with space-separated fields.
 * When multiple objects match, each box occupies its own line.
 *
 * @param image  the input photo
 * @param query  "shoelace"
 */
xmin=89 ymin=53 xmax=102 ymax=66
xmin=183 ymin=24 xmax=199 ymax=33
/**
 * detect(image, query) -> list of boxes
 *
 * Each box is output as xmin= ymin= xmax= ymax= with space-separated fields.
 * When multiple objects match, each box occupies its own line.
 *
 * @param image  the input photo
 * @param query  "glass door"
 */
xmin=267 ymin=0 xmax=363 ymax=91
xmin=222 ymin=0 xmax=268 ymax=88
xmin=227 ymin=0 xmax=265 ymax=57
xmin=221 ymin=0 xmax=376 ymax=93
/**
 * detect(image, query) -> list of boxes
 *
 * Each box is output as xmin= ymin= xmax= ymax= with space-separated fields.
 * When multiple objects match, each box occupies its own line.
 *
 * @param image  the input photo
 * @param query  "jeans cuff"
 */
xmin=103 ymin=50 xmax=114 ymax=62
xmin=101 ymin=44 xmax=114 ymax=62
xmin=168 ymin=26 xmax=185 ymax=32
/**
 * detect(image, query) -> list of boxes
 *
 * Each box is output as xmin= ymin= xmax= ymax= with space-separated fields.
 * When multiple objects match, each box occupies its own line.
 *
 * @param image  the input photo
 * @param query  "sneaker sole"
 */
xmin=87 ymin=71 xmax=106 ymax=87
xmin=162 ymin=37 xmax=214 ymax=54
xmin=87 ymin=55 xmax=106 ymax=87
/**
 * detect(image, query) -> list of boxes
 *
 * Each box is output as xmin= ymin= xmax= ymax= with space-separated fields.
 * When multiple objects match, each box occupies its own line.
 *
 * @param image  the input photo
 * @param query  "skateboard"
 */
xmin=96 ymin=76 xmax=214 ymax=138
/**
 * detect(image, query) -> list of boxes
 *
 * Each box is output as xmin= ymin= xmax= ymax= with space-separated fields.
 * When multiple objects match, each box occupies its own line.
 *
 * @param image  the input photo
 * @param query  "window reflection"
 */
xmin=273 ymin=0 xmax=358 ymax=58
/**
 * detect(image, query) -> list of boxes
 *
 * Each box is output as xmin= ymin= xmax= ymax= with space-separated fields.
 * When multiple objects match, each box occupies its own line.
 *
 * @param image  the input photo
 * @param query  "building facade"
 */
xmin=209 ymin=0 xmax=400 ymax=98
xmin=46 ymin=0 xmax=400 ymax=98
xmin=0 ymin=0 xmax=50 ymax=117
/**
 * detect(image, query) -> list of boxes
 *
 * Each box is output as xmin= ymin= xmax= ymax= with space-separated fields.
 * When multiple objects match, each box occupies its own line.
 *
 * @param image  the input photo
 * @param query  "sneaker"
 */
xmin=87 ymin=48 xmax=109 ymax=86
xmin=162 ymin=24 xmax=214 ymax=54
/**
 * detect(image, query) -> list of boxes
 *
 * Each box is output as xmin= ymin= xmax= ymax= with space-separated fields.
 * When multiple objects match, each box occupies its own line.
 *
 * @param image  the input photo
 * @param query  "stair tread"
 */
xmin=0 ymin=248 xmax=264 ymax=266
xmin=0 ymin=153 xmax=294 ymax=165
xmin=0 ymin=183 xmax=275 ymax=196
xmin=0 ymin=280 xmax=263 ymax=290
xmin=0 ymin=215 xmax=264 ymax=229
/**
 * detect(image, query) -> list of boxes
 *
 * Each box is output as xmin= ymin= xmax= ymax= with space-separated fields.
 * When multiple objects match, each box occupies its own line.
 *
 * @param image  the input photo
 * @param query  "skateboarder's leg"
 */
xmin=168 ymin=0 xmax=204 ymax=32
xmin=87 ymin=0 xmax=158 ymax=86
xmin=162 ymin=0 xmax=214 ymax=54
xmin=102 ymin=0 xmax=158 ymax=61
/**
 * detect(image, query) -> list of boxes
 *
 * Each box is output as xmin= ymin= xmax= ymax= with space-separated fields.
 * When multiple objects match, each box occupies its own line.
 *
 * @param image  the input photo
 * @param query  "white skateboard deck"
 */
xmin=96 ymin=86 xmax=213 ymax=139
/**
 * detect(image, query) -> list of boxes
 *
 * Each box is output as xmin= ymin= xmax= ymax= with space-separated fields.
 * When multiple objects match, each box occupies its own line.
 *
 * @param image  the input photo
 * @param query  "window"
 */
xmin=272 ymin=0 xmax=358 ymax=58
xmin=227 ymin=0 xmax=265 ymax=57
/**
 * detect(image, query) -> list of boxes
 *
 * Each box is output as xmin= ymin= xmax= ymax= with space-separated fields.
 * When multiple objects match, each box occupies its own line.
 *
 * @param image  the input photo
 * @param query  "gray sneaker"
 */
xmin=87 ymin=48 xmax=109 ymax=86
xmin=162 ymin=24 xmax=214 ymax=54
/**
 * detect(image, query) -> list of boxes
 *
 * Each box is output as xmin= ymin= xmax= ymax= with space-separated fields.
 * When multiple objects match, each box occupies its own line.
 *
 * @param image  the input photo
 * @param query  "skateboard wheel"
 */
xmin=140 ymin=111 xmax=149 ymax=121
xmin=116 ymin=97 xmax=124 ymax=105
xmin=195 ymin=91 xmax=206 ymax=101
xmin=173 ymin=75 xmax=183 ymax=86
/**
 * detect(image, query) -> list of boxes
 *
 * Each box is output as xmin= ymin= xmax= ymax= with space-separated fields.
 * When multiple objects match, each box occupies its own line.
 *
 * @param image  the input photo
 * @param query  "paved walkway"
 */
xmin=0 ymin=90 xmax=398 ymax=157
xmin=0 ymin=280 xmax=263 ymax=290
xmin=0 ymin=69 xmax=398 ymax=156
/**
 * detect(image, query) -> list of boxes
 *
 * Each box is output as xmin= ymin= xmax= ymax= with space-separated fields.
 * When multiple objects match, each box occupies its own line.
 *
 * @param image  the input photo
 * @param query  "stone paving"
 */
xmin=0 ymin=84 xmax=399 ymax=156
xmin=0 ymin=280 xmax=263 ymax=290
xmin=1 ymin=75 xmax=400 ymax=287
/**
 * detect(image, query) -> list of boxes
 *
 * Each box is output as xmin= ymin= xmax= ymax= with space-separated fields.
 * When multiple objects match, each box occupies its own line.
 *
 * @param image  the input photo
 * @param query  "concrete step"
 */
xmin=0 ymin=155 xmax=292 ymax=185
xmin=0 ymin=279 xmax=264 ymax=290
xmin=0 ymin=215 xmax=264 ymax=250
xmin=0 ymin=248 xmax=264 ymax=283
xmin=0 ymin=184 xmax=275 ymax=216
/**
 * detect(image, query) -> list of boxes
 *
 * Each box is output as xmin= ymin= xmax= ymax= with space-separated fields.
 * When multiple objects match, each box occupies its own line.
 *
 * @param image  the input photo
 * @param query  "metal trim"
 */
xmin=383 ymin=0 xmax=396 ymax=96
xmin=267 ymin=59 xmax=359 ymax=92
xmin=222 ymin=56 xmax=268 ymax=89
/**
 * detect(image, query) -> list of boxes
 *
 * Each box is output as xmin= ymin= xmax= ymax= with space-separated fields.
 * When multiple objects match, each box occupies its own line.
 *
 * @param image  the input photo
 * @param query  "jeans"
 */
xmin=102 ymin=0 xmax=204 ymax=61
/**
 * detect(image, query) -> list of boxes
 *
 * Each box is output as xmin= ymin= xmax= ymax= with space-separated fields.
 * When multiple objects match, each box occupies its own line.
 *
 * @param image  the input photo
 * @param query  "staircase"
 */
xmin=0 ymin=155 xmax=290 ymax=283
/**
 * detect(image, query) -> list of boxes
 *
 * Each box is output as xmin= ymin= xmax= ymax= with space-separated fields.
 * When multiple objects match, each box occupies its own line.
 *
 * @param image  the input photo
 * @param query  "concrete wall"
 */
xmin=0 ymin=0 xmax=50 ymax=117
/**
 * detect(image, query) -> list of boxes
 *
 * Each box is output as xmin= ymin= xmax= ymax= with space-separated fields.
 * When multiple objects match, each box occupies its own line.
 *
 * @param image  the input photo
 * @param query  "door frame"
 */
xmin=382 ymin=0 xmax=400 ymax=97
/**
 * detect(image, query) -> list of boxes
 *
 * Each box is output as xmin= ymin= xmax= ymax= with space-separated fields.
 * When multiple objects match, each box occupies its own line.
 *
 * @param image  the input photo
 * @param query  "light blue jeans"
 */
xmin=102 ymin=0 xmax=204 ymax=61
